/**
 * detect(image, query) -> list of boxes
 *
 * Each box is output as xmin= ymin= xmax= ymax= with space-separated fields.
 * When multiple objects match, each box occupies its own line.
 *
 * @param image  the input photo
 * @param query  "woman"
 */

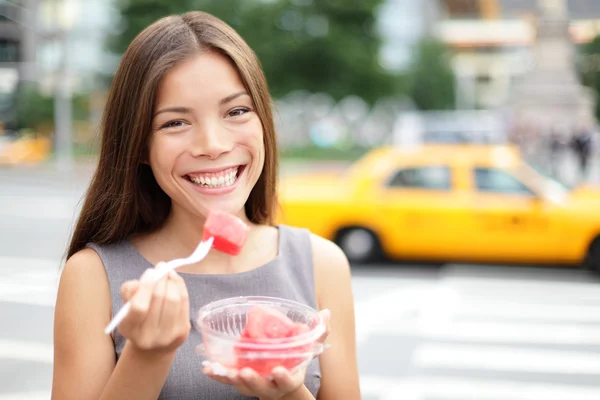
xmin=51 ymin=10 xmax=360 ymax=400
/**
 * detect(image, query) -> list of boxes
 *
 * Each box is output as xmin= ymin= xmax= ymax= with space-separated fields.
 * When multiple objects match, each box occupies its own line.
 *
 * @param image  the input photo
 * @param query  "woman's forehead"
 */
xmin=155 ymin=52 xmax=247 ymax=105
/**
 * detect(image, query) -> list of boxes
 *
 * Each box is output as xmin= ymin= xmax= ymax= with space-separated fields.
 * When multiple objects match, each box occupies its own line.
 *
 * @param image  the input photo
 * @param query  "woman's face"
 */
xmin=148 ymin=51 xmax=265 ymax=221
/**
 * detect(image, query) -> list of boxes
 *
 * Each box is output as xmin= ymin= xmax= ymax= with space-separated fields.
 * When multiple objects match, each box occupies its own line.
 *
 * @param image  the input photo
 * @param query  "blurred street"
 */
xmin=2 ymin=165 xmax=600 ymax=399
xmin=5 ymin=0 xmax=600 ymax=398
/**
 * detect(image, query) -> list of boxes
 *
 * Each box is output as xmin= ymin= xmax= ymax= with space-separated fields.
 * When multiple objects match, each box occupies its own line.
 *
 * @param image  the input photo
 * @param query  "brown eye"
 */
xmin=162 ymin=120 xmax=186 ymax=129
xmin=227 ymin=107 xmax=251 ymax=118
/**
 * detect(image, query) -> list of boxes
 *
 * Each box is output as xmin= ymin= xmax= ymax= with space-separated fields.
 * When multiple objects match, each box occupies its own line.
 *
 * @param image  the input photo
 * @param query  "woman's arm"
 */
xmin=311 ymin=235 xmax=361 ymax=400
xmin=52 ymin=248 xmax=187 ymax=400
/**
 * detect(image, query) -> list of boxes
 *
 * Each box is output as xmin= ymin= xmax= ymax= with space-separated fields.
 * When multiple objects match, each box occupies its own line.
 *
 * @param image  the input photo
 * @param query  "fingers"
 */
xmin=159 ymin=276 xmax=182 ymax=342
xmin=120 ymin=280 xmax=139 ymax=302
xmin=271 ymin=366 xmax=299 ymax=392
xmin=318 ymin=308 xmax=331 ymax=343
xmin=203 ymin=363 xmax=306 ymax=399
xmin=203 ymin=365 xmax=234 ymax=386
xmin=123 ymin=268 xmax=156 ymax=327
xmin=143 ymin=272 xmax=168 ymax=330
xmin=237 ymin=368 xmax=276 ymax=394
xmin=169 ymin=270 xmax=190 ymax=324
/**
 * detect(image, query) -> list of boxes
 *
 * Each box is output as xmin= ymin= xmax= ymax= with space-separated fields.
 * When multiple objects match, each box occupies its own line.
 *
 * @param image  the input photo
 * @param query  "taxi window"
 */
xmin=474 ymin=168 xmax=534 ymax=195
xmin=388 ymin=166 xmax=451 ymax=190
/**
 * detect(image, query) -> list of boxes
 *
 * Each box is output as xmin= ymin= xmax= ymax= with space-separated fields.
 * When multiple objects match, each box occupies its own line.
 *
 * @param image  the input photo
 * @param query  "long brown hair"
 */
xmin=67 ymin=11 xmax=278 ymax=259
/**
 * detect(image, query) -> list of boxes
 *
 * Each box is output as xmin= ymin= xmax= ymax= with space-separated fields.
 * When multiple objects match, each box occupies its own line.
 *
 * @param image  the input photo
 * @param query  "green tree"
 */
xmin=108 ymin=0 xmax=399 ymax=104
xmin=407 ymin=37 xmax=456 ymax=111
xmin=578 ymin=35 xmax=600 ymax=121
xmin=15 ymin=84 xmax=90 ymax=131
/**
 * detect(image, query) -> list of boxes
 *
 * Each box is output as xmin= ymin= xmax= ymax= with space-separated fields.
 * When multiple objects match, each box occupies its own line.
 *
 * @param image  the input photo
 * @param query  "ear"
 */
xmin=141 ymin=149 xmax=150 ymax=165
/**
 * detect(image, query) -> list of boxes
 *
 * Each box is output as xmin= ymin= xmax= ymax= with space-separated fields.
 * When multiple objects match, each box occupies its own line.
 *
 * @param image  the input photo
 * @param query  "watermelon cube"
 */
xmin=233 ymin=305 xmax=313 ymax=376
xmin=202 ymin=210 xmax=249 ymax=255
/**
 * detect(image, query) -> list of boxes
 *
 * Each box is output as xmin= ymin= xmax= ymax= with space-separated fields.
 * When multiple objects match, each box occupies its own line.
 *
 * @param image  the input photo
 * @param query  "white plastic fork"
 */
xmin=104 ymin=236 xmax=215 ymax=335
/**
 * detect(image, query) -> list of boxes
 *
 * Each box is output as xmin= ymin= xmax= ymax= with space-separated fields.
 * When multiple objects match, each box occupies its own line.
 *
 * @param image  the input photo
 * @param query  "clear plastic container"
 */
xmin=194 ymin=296 xmax=327 ymax=377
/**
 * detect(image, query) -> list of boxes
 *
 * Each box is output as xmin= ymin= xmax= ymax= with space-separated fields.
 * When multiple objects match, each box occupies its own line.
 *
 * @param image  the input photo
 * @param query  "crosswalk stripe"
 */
xmin=0 ymin=391 xmax=50 ymax=400
xmin=0 ymin=257 xmax=62 ymax=273
xmin=444 ymin=275 xmax=600 ymax=297
xmin=0 ymin=256 xmax=60 ymax=307
xmin=354 ymin=286 xmax=435 ymax=344
xmin=414 ymin=343 xmax=600 ymax=374
xmin=455 ymin=301 xmax=600 ymax=322
xmin=360 ymin=375 xmax=600 ymax=400
xmin=0 ymin=195 xmax=79 ymax=220
xmin=382 ymin=319 xmax=600 ymax=345
xmin=0 ymin=339 xmax=53 ymax=364
xmin=0 ymin=282 xmax=56 ymax=307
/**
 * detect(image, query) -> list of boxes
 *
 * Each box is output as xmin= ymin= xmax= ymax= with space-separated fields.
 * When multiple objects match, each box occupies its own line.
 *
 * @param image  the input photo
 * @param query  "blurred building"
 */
xmin=435 ymin=0 xmax=600 ymax=111
xmin=378 ymin=0 xmax=442 ymax=71
xmin=34 ymin=0 xmax=118 ymax=94
xmin=0 ymin=0 xmax=118 ymax=145
xmin=0 ymin=0 xmax=37 ymax=131
xmin=509 ymin=0 xmax=595 ymax=134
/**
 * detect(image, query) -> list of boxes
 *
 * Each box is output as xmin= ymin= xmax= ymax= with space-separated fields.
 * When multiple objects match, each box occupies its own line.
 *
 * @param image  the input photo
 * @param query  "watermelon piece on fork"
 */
xmin=202 ymin=210 xmax=249 ymax=255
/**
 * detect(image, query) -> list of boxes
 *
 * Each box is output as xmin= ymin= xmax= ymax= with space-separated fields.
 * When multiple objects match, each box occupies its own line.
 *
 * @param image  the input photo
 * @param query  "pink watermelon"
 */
xmin=203 ymin=210 xmax=249 ymax=255
xmin=234 ymin=305 xmax=313 ymax=376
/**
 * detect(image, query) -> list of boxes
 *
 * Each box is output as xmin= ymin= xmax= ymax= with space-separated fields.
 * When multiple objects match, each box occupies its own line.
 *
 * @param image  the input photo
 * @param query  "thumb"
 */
xmin=317 ymin=309 xmax=331 ymax=343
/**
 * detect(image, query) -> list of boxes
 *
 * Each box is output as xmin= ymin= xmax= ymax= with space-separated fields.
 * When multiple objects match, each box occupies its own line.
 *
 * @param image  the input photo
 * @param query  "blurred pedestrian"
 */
xmin=571 ymin=125 xmax=593 ymax=180
xmin=548 ymin=126 xmax=564 ymax=179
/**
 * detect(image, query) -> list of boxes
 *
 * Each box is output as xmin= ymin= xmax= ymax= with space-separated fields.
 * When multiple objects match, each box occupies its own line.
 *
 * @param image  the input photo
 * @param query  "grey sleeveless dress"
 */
xmin=87 ymin=225 xmax=321 ymax=400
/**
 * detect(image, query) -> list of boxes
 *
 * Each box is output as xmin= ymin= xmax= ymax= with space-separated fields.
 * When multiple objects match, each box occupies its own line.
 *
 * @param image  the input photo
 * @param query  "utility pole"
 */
xmin=52 ymin=0 xmax=75 ymax=172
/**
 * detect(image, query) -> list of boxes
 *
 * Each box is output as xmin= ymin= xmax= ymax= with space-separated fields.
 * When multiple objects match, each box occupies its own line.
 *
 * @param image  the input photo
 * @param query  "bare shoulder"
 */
xmin=57 ymin=246 xmax=112 ymax=328
xmin=309 ymin=234 xmax=351 ymax=306
xmin=60 ymin=247 xmax=110 ymax=293
xmin=53 ymin=247 xmax=115 ymax=399
xmin=308 ymin=234 xmax=361 ymax=399
xmin=63 ymin=246 xmax=105 ymax=271
xmin=57 ymin=246 xmax=113 ymax=330
xmin=309 ymin=234 xmax=350 ymax=274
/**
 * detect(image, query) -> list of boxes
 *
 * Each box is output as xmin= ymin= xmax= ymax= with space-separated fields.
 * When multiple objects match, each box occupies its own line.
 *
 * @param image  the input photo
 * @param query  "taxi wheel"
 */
xmin=335 ymin=227 xmax=382 ymax=264
xmin=585 ymin=238 xmax=600 ymax=274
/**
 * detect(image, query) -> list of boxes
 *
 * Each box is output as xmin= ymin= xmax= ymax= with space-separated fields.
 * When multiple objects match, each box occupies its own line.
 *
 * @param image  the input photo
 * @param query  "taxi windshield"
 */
xmin=518 ymin=160 xmax=572 ymax=200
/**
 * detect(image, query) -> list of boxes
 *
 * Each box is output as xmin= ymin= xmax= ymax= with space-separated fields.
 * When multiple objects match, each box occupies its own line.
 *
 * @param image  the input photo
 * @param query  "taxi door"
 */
xmin=466 ymin=166 xmax=560 ymax=263
xmin=378 ymin=164 xmax=473 ymax=260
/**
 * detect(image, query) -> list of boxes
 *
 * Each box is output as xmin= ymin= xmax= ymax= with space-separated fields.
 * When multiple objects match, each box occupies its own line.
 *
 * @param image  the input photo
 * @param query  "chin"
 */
xmin=194 ymin=197 xmax=249 ymax=220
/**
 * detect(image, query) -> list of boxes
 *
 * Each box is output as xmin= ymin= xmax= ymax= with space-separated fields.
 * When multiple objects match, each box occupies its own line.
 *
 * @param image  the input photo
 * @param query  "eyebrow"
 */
xmin=153 ymin=91 xmax=250 ymax=117
xmin=153 ymin=106 xmax=192 ymax=118
xmin=219 ymin=90 xmax=249 ymax=106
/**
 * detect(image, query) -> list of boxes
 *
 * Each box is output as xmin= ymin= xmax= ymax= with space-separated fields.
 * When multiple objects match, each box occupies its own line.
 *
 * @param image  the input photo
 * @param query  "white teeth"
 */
xmin=188 ymin=166 xmax=241 ymax=189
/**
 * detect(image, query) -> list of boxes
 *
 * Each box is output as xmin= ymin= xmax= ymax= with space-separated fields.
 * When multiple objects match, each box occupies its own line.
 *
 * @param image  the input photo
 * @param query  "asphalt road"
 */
xmin=1 ymin=165 xmax=600 ymax=400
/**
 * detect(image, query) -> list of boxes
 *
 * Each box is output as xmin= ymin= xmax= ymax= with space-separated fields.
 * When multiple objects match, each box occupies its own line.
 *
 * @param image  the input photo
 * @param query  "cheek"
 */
xmin=148 ymin=136 xmax=181 ymax=180
xmin=247 ymin=123 xmax=265 ymax=166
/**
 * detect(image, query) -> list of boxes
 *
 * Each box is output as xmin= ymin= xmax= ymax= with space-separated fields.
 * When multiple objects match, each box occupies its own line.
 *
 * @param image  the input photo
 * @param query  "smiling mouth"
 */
xmin=185 ymin=165 xmax=245 ymax=189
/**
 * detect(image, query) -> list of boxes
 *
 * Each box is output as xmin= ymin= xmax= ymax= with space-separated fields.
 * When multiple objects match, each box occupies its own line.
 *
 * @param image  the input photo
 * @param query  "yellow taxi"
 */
xmin=278 ymin=144 xmax=600 ymax=270
xmin=0 ymin=136 xmax=51 ymax=165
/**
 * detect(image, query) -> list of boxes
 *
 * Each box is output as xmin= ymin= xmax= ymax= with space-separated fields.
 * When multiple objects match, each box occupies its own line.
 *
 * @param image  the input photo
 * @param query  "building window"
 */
xmin=0 ymin=40 xmax=19 ymax=63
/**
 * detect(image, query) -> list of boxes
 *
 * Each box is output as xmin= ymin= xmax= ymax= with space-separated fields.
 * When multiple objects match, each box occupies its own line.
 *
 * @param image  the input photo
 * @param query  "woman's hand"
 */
xmin=203 ymin=309 xmax=331 ymax=400
xmin=118 ymin=268 xmax=191 ymax=356
xmin=204 ymin=364 xmax=310 ymax=400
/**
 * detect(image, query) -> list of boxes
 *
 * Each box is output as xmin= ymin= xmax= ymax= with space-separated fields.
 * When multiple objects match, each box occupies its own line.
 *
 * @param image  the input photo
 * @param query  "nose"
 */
xmin=189 ymin=123 xmax=233 ymax=160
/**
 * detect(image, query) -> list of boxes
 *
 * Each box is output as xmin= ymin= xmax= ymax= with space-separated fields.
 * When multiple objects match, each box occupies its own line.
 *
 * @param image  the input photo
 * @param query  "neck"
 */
xmin=153 ymin=205 xmax=258 ymax=270
xmin=162 ymin=206 xmax=252 ymax=248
